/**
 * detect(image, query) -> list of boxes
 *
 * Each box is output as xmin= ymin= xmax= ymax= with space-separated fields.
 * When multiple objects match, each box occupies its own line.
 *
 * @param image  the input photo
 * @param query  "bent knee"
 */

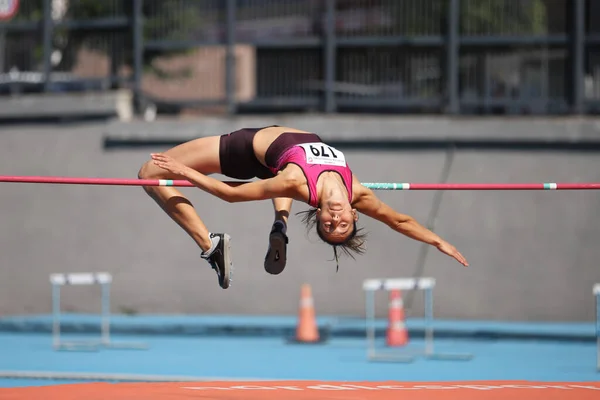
xmin=138 ymin=160 xmax=159 ymax=180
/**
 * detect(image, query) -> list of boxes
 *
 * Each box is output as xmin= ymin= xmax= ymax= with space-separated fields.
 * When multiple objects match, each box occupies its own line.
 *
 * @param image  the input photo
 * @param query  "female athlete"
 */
xmin=138 ymin=125 xmax=468 ymax=289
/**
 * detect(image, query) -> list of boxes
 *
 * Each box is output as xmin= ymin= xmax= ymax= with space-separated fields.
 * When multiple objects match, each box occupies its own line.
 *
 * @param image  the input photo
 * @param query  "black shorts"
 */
xmin=219 ymin=127 xmax=277 ymax=180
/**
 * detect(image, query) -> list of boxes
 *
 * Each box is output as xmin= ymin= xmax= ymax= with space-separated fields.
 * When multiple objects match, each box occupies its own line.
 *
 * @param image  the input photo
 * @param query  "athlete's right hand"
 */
xmin=150 ymin=153 xmax=190 ymax=177
xmin=436 ymin=240 xmax=469 ymax=267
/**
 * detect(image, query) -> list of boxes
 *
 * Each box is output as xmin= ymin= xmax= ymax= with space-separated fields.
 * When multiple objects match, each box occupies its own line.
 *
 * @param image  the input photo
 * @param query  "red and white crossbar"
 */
xmin=1 ymin=175 xmax=600 ymax=190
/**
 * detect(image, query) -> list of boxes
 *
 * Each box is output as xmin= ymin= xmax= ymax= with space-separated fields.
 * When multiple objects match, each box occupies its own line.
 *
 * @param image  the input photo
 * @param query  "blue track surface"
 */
xmin=0 ymin=314 xmax=595 ymax=341
xmin=0 ymin=314 xmax=598 ymax=388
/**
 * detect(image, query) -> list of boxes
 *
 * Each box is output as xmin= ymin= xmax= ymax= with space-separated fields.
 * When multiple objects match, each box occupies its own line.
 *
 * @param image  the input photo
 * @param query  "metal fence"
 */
xmin=1 ymin=0 xmax=599 ymax=115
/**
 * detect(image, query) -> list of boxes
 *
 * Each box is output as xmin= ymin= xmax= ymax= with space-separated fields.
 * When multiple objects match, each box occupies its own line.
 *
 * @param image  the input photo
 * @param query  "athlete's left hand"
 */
xmin=436 ymin=240 xmax=469 ymax=267
xmin=150 ymin=153 xmax=190 ymax=177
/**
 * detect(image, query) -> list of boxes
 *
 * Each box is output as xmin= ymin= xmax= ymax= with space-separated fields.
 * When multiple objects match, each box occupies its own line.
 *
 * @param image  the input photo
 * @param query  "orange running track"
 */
xmin=2 ymin=381 xmax=600 ymax=400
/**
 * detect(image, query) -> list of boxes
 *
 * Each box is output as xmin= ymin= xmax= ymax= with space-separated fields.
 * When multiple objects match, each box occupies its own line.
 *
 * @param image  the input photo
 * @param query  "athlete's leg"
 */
xmin=138 ymin=136 xmax=232 ymax=289
xmin=138 ymin=136 xmax=221 ymax=251
xmin=272 ymin=197 xmax=292 ymax=226
xmin=264 ymin=197 xmax=292 ymax=275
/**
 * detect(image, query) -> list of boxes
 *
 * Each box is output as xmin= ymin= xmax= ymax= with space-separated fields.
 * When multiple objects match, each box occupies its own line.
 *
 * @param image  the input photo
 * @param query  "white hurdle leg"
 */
xmin=101 ymin=280 xmax=110 ymax=346
xmin=51 ymin=272 xmax=112 ymax=351
xmin=99 ymin=277 xmax=147 ymax=350
xmin=52 ymin=281 xmax=61 ymax=350
xmin=594 ymin=284 xmax=600 ymax=372
xmin=363 ymin=280 xmax=414 ymax=363
xmin=50 ymin=273 xmax=148 ymax=351
xmin=363 ymin=278 xmax=435 ymax=363
xmin=363 ymin=277 xmax=473 ymax=363
xmin=424 ymin=284 xmax=434 ymax=356
xmin=365 ymin=288 xmax=376 ymax=359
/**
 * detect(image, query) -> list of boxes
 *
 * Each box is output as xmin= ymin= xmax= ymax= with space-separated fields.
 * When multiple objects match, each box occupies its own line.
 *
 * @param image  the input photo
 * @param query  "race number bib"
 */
xmin=298 ymin=143 xmax=346 ymax=167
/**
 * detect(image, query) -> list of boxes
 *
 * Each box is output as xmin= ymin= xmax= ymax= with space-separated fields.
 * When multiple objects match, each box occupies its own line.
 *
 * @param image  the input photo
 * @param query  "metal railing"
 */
xmin=0 ymin=0 xmax=598 ymax=115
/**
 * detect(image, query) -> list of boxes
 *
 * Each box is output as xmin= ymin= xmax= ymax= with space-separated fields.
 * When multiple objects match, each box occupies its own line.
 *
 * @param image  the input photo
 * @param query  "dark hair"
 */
xmin=296 ymin=207 xmax=367 ymax=271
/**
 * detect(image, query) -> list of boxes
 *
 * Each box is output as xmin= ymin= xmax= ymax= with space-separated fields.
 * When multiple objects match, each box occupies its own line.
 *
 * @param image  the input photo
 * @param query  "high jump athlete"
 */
xmin=138 ymin=125 xmax=468 ymax=289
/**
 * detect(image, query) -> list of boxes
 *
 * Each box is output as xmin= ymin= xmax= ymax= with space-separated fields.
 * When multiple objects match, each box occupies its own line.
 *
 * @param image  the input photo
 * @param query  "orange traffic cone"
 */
xmin=289 ymin=284 xmax=324 ymax=344
xmin=386 ymin=289 xmax=409 ymax=346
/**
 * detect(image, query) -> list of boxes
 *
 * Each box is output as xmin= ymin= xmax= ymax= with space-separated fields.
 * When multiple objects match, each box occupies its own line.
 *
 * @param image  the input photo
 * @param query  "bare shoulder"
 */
xmin=351 ymin=176 xmax=378 ymax=210
xmin=271 ymin=167 xmax=308 ymax=201
xmin=351 ymin=176 xmax=370 ymax=201
xmin=352 ymin=176 xmax=399 ymax=224
xmin=266 ymin=170 xmax=296 ymax=191
xmin=350 ymin=176 xmax=414 ymax=228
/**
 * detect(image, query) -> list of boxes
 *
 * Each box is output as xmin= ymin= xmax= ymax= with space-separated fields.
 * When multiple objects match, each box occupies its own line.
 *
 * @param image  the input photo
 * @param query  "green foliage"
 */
xmin=389 ymin=0 xmax=447 ymax=36
xmin=118 ymin=306 xmax=139 ymax=316
xmin=460 ymin=0 xmax=548 ymax=35
xmin=143 ymin=0 xmax=204 ymax=43
xmin=5 ymin=0 xmax=552 ymax=81
xmin=374 ymin=0 xmax=550 ymax=37
xmin=65 ymin=0 xmax=127 ymax=19
xmin=8 ymin=0 xmax=44 ymax=22
xmin=340 ymin=0 xmax=548 ymax=37
xmin=6 ymin=0 xmax=204 ymax=71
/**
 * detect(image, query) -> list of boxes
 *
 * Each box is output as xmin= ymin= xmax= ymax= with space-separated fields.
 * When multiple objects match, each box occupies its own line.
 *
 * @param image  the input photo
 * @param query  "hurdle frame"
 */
xmin=51 ymin=272 xmax=148 ymax=351
xmin=363 ymin=277 xmax=473 ymax=363
xmin=595 ymin=283 xmax=600 ymax=371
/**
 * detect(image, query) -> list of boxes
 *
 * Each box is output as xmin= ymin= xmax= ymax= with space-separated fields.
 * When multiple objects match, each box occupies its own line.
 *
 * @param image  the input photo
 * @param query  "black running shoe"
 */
xmin=264 ymin=222 xmax=288 ymax=275
xmin=201 ymin=233 xmax=232 ymax=289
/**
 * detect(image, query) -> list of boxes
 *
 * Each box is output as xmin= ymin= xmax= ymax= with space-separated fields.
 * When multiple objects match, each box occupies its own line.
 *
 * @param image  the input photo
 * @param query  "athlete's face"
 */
xmin=316 ymin=201 xmax=358 ymax=243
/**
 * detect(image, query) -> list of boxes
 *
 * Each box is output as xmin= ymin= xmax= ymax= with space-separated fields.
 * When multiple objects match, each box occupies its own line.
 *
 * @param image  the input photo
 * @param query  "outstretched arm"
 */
xmin=354 ymin=186 xmax=469 ymax=267
xmin=150 ymin=153 xmax=294 ymax=203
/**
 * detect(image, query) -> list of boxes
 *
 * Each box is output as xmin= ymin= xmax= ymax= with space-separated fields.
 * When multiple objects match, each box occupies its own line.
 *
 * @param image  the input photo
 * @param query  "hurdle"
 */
xmin=595 ymin=283 xmax=600 ymax=371
xmin=51 ymin=272 xmax=148 ymax=351
xmin=363 ymin=277 xmax=473 ymax=363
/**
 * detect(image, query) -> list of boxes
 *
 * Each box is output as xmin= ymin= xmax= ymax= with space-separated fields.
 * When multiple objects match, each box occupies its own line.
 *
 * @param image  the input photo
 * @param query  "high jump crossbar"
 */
xmin=1 ymin=176 xmax=600 ymax=190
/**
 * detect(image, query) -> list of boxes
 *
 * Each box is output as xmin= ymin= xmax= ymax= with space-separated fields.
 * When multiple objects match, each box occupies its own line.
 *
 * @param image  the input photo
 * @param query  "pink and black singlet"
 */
xmin=264 ymin=132 xmax=353 ymax=208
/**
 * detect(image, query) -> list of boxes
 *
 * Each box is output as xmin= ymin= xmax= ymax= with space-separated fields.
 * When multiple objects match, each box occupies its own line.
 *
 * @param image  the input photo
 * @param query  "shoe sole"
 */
xmin=221 ymin=233 xmax=232 ymax=289
xmin=264 ymin=232 xmax=287 ymax=275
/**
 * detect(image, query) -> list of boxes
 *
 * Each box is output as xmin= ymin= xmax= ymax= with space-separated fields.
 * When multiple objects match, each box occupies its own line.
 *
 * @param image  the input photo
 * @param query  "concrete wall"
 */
xmin=1 ymin=116 xmax=599 ymax=321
